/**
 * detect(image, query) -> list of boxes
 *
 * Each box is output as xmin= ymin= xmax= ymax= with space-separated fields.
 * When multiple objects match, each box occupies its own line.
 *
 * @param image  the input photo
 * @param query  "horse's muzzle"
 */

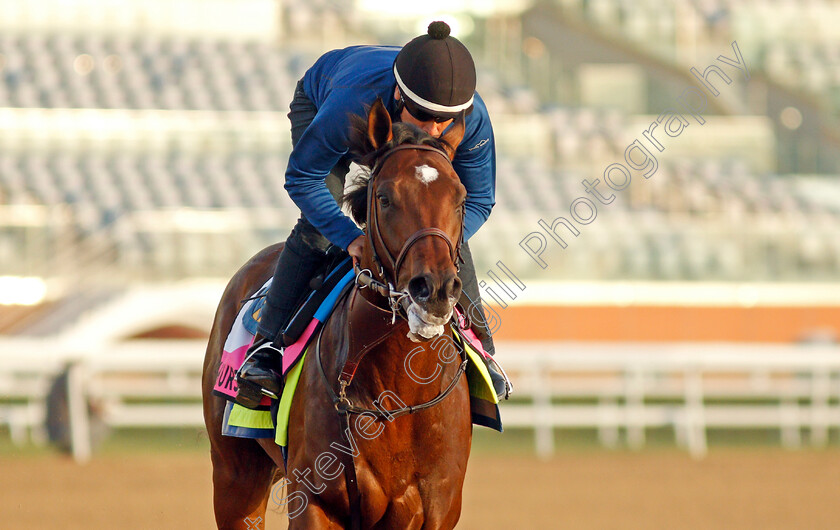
xmin=407 ymin=272 xmax=461 ymax=310
xmin=403 ymin=271 xmax=460 ymax=342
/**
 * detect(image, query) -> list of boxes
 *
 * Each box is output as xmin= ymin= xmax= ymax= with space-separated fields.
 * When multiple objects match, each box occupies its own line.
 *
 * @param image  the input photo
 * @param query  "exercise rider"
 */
xmin=236 ymin=21 xmax=509 ymax=409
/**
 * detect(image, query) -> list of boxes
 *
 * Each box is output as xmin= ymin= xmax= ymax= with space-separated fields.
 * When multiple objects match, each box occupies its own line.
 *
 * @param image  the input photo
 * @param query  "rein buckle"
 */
xmin=336 ymin=379 xmax=352 ymax=411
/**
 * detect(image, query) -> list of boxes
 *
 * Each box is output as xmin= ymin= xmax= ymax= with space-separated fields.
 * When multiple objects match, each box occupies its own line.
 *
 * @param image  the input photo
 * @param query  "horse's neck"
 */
xmin=325 ymin=287 xmax=459 ymax=404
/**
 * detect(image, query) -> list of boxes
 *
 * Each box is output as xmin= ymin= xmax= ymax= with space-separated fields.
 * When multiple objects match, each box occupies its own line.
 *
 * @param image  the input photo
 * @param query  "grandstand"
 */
xmin=2 ymin=3 xmax=835 ymax=282
xmin=1 ymin=0 xmax=839 ymax=460
xmin=0 ymin=35 xmax=308 ymax=111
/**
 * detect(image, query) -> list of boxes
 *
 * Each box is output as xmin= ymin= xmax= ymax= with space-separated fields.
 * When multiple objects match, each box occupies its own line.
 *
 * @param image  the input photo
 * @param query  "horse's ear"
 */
xmin=440 ymin=111 xmax=466 ymax=160
xmin=367 ymin=98 xmax=393 ymax=149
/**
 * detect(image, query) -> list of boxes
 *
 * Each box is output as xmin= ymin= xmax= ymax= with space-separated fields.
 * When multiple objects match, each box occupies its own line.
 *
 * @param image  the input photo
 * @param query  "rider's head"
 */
xmin=393 ymin=21 xmax=476 ymax=137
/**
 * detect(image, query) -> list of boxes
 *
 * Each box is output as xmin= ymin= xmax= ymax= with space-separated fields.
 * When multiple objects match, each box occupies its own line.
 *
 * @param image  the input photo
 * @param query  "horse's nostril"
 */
xmin=408 ymin=275 xmax=432 ymax=301
xmin=449 ymin=276 xmax=462 ymax=298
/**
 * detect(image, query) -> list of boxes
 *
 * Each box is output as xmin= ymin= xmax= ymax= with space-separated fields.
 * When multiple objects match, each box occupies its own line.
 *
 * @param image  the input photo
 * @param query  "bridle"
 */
xmin=354 ymin=143 xmax=466 ymax=322
xmin=338 ymin=140 xmax=470 ymax=400
xmin=317 ymin=142 xmax=471 ymax=529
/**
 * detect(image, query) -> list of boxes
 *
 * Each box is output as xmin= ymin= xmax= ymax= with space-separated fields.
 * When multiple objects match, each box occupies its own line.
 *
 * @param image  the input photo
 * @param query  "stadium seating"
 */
xmin=1 ymin=29 xmax=839 ymax=282
xmin=564 ymin=0 xmax=840 ymax=110
xmin=0 ymin=35 xmax=308 ymax=111
xmin=480 ymin=154 xmax=840 ymax=280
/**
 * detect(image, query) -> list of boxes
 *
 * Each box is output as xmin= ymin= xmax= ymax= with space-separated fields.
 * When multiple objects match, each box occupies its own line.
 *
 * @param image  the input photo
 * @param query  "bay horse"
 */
xmin=202 ymin=98 xmax=474 ymax=529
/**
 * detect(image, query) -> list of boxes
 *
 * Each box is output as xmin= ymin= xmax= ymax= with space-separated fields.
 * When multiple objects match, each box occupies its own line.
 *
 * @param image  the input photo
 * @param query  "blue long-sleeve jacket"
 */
xmin=286 ymin=45 xmax=497 ymax=251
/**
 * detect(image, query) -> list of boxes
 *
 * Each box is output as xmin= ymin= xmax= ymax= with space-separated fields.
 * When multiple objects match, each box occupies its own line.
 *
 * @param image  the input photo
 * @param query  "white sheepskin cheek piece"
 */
xmin=406 ymin=303 xmax=446 ymax=342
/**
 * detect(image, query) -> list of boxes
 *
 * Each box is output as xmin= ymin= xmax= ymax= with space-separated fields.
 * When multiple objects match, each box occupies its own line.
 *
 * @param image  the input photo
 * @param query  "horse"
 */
xmin=202 ymin=98 xmax=475 ymax=529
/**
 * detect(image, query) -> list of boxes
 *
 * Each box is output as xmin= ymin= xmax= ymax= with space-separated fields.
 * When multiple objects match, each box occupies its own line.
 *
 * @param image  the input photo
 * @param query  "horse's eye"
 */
xmin=377 ymin=194 xmax=390 ymax=208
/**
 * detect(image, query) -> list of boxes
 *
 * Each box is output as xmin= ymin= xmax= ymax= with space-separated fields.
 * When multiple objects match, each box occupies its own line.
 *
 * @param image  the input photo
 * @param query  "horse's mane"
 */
xmin=342 ymin=113 xmax=453 ymax=227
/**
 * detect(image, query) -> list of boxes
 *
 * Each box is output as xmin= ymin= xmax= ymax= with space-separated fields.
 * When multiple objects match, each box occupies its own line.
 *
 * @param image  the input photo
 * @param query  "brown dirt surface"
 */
xmin=4 ymin=449 xmax=840 ymax=529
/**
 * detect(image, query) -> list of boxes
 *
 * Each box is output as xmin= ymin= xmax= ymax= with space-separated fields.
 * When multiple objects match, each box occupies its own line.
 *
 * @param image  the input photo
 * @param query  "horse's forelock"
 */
xmin=343 ymin=117 xmax=450 ymax=227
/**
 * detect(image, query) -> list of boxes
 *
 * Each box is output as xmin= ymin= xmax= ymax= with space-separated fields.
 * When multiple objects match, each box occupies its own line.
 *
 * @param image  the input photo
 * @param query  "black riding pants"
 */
xmin=257 ymin=80 xmax=495 ymax=355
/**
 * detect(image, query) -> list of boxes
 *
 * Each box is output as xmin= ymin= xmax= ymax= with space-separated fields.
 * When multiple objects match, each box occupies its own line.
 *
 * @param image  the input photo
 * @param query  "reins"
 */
xmin=321 ymin=142 xmax=469 ymax=529
xmin=315 ymin=315 xmax=468 ymax=421
xmin=316 ymin=289 xmax=468 ymax=530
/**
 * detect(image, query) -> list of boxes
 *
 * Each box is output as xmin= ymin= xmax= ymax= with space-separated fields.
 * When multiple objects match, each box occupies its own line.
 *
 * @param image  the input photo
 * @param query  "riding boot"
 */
xmin=488 ymin=363 xmax=509 ymax=401
xmin=235 ymin=334 xmax=284 ymax=409
xmin=235 ymin=231 xmax=329 ymax=409
xmin=457 ymin=242 xmax=511 ymax=401
xmin=470 ymin=316 xmax=511 ymax=401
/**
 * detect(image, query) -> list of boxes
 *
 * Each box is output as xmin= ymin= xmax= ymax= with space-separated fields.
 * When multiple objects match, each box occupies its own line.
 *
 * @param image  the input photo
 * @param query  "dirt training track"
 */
xmin=5 ymin=449 xmax=840 ymax=529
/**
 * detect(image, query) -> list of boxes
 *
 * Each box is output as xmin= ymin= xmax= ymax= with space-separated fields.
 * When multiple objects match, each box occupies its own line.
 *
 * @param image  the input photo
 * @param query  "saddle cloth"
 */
xmin=214 ymin=276 xmax=503 ymax=445
xmin=212 ymin=264 xmax=355 ymax=409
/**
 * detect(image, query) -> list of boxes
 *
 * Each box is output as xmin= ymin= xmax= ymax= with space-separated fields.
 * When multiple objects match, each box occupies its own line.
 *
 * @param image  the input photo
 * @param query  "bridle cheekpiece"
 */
xmin=353 ymin=143 xmax=466 ymax=323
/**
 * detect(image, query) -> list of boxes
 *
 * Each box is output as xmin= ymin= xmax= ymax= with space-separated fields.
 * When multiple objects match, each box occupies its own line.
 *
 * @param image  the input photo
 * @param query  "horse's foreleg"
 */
xmin=287 ymin=501 xmax=344 ymax=530
xmin=211 ymin=439 xmax=276 ymax=529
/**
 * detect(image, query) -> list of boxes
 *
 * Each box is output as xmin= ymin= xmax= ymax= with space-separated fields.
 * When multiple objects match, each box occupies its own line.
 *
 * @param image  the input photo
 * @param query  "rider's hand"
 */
xmin=347 ymin=235 xmax=366 ymax=267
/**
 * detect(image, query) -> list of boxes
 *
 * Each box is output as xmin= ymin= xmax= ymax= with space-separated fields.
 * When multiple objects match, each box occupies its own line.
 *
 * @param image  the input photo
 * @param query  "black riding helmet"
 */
xmin=393 ymin=21 xmax=476 ymax=122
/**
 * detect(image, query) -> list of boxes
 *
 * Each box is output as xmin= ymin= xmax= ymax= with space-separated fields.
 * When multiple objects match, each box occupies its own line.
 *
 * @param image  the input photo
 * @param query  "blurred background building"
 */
xmin=1 ymin=0 xmax=839 ymax=459
xmin=1 ymin=0 xmax=838 ymax=292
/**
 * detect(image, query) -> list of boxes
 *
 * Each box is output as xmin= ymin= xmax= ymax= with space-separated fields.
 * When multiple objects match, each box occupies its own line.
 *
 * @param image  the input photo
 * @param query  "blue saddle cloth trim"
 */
xmin=242 ymin=284 xmax=271 ymax=336
xmin=282 ymin=257 xmax=352 ymax=344
xmin=241 ymin=257 xmax=353 ymax=337
xmin=280 ymin=271 xmax=355 ymax=377
xmin=470 ymin=397 xmax=503 ymax=432
xmin=314 ymin=269 xmax=355 ymax=321
xmin=220 ymin=401 xmax=275 ymax=439
xmin=294 ymin=256 xmax=353 ymax=320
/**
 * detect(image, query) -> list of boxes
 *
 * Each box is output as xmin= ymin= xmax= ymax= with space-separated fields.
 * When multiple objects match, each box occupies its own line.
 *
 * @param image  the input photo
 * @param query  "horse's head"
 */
xmin=345 ymin=99 xmax=467 ymax=342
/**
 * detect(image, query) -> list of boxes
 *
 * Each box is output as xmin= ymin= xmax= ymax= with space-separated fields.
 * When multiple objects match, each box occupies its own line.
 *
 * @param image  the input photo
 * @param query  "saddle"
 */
xmin=280 ymin=248 xmax=353 ymax=347
xmin=214 ymin=250 xmax=503 ymax=442
xmin=241 ymin=246 xmax=353 ymax=342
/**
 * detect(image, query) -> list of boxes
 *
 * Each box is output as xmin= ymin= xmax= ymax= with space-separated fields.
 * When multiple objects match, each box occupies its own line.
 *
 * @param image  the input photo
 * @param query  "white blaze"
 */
xmin=415 ymin=165 xmax=438 ymax=185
